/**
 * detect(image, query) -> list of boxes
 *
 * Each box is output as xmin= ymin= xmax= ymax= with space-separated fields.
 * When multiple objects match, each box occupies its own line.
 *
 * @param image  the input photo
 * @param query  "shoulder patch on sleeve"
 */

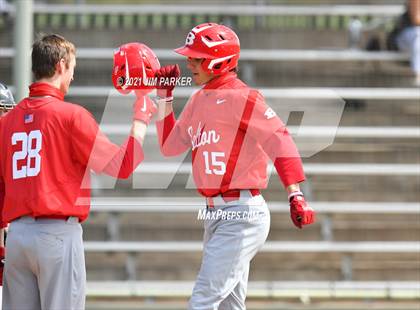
xmin=264 ymin=107 xmax=276 ymax=120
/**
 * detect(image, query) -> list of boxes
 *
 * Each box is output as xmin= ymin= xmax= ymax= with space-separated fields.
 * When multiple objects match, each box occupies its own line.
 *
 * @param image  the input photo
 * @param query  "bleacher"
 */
xmin=1 ymin=1 xmax=419 ymax=309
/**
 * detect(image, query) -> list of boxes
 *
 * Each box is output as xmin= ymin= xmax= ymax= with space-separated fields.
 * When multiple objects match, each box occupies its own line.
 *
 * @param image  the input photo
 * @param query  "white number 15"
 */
xmin=203 ymin=151 xmax=226 ymax=175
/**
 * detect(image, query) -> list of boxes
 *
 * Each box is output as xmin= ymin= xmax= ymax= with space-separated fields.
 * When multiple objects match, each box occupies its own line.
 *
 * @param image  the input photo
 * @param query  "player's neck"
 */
xmin=203 ymin=72 xmax=237 ymax=90
xmin=30 ymin=80 xmax=65 ymax=101
xmin=36 ymin=77 xmax=62 ymax=93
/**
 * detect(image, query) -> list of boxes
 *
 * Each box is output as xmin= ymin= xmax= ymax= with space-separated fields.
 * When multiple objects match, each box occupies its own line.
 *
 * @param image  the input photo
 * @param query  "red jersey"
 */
xmin=0 ymin=83 xmax=143 ymax=224
xmin=156 ymin=72 xmax=305 ymax=197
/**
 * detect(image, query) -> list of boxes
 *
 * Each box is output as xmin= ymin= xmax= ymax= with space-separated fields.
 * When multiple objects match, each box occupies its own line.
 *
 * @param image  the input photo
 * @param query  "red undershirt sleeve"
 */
xmin=155 ymin=111 xmax=190 ymax=157
xmin=102 ymin=136 xmax=145 ymax=179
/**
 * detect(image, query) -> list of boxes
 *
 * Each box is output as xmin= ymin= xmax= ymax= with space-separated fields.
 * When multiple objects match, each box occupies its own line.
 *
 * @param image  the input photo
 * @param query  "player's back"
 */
xmin=0 ymin=97 xmax=92 ymax=222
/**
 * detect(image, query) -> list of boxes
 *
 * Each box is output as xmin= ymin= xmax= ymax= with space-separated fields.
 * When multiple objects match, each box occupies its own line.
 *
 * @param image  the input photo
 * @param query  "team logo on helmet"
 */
xmin=185 ymin=32 xmax=196 ymax=46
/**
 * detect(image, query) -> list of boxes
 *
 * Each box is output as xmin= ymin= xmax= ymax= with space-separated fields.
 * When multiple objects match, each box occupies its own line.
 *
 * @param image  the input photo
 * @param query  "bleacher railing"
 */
xmin=0 ymin=4 xmax=403 ymax=31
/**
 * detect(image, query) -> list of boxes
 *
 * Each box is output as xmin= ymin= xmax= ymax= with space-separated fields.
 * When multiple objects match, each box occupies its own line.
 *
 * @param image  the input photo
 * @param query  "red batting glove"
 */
xmin=289 ymin=191 xmax=315 ymax=229
xmin=155 ymin=64 xmax=181 ymax=99
xmin=133 ymin=92 xmax=157 ymax=125
xmin=0 ymin=247 xmax=5 ymax=286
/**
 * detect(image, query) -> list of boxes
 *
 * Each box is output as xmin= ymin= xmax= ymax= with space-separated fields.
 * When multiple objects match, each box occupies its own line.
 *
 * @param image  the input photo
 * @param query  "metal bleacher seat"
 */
xmin=0 ymin=47 xmax=411 ymax=61
xmin=2 ymin=46 xmax=414 ymax=87
xmin=85 ymin=280 xmax=420 ymax=299
xmin=49 ymin=85 xmax=420 ymax=100
xmin=101 ymin=124 xmax=420 ymax=139
xmin=0 ymin=3 xmax=405 ymax=32
xmin=83 ymin=198 xmax=420 ymax=283
xmin=84 ymin=240 xmax=419 ymax=253
xmin=129 ymin=162 xmax=419 ymax=176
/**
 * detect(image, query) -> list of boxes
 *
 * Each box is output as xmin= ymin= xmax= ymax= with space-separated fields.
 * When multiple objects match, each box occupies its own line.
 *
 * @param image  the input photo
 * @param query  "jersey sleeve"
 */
xmin=0 ymin=175 xmax=6 ymax=228
xmin=155 ymin=100 xmax=192 ymax=156
xmin=70 ymin=107 xmax=122 ymax=174
xmin=262 ymin=131 xmax=306 ymax=187
xmin=102 ymin=136 xmax=144 ymax=179
xmin=244 ymin=91 xmax=285 ymax=143
xmin=237 ymin=90 xmax=306 ymax=187
xmin=0 ymin=122 xmax=5 ymax=228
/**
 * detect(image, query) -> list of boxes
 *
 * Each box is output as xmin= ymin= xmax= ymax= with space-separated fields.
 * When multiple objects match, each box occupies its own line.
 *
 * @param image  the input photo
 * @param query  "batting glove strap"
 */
xmin=288 ymin=191 xmax=303 ymax=202
xmin=156 ymin=96 xmax=174 ymax=103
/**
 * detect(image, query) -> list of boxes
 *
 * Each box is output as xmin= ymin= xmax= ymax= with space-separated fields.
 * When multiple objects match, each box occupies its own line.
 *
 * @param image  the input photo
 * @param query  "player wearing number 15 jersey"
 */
xmin=154 ymin=23 xmax=315 ymax=309
xmin=0 ymin=35 xmax=157 ymax=310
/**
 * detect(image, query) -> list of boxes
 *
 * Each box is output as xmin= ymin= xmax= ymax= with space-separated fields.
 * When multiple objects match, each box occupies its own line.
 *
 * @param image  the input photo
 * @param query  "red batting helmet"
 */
xmin=174 ymin=23 xmax=240 ymax=75
xmin=112 ymin=42 xmax=160 ymax=94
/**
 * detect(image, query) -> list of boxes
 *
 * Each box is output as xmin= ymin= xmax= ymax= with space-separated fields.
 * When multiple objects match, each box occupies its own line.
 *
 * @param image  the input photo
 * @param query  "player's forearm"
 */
xmin=0 ymin=229 xmax=4 ymax=247
xmin=410 ymin=0 xmax=420 ymax=25
xmin=130 ymin=120 xmax=147 ymax=146
xmin=155 ymin=64 xmax=179 ymax=120
xmin=261 ymin=130 xmax=306 ymax=187
xmin=157 ymin=99 xmax=174 ymax=120
xmin=155 ymin=111 xmax=189 ymax=156
xmin=102 ymin=135 xmax=145 ymax=179
xmin=271 ymin=156 xmax=306 ymax=191
xmin=286 ymin=183 xmax=301 ymax=194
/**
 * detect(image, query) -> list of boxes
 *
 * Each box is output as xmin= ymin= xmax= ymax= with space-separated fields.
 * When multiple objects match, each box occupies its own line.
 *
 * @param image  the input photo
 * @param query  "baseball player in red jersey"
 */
xmin=0 ymin=83 xmax=16 ymax=290
xmin=0 ymin=35 xmax=157 ymax=309
xmin=154 ymin=23 xmax=315 ymax=309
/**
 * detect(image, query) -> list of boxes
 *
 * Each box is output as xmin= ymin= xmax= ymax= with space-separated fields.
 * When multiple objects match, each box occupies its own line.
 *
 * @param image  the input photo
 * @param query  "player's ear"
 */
xmin=56 ymin=58 xmax=65 ymax=74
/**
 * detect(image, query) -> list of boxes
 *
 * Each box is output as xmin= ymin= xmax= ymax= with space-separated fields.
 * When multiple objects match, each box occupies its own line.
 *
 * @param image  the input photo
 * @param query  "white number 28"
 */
xmin=12 ymin=130 xmax=42 ymax=180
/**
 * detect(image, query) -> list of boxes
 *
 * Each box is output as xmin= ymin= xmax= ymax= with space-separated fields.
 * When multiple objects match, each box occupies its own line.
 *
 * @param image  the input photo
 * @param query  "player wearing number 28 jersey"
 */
xmin=155 ymin=23 xmax=315 ymax=309
xmin=0 ymin=35 xmax=157 ymax=310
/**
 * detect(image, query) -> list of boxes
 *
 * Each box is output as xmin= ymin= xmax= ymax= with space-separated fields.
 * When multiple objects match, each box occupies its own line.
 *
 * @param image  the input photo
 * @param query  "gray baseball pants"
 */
xmin=189 ymin=190 xmax=270 ymax=310
xmin=2 ymin=216 xmax=85 ymax=310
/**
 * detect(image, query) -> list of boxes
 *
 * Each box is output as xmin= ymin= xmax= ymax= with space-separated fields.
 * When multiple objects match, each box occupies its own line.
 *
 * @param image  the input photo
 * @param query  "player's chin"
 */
xmin=63 ymin=82 xmax=72 ymax=94
xmin=189 ymin=72 xmax=201 ymax=85
xmin=192 ymin=73 xmax=199 ymax=85
xmin=192 ymin=75 xmax=202 ymax=86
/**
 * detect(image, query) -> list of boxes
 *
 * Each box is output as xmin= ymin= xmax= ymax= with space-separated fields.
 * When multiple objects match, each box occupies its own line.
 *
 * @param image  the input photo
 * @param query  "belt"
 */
xmin=35 ymin=215 xmax=71 ymax=220
xmin=13 ymin=215 xmax=74 ymax=222
xmin=207 ymin=189 xmax=260 ymax=209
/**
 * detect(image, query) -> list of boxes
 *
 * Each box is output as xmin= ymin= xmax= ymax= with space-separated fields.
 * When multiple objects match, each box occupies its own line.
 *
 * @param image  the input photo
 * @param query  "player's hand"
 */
xmin=155 ymin=64 xmax=181 ymax=99
xmin=289 ymin=191 xmax=315 ymax=229
xmin=133 ymin=92 xmax=157 ymax=125
xmin=0 ymin=246 xmax=5 ymax=286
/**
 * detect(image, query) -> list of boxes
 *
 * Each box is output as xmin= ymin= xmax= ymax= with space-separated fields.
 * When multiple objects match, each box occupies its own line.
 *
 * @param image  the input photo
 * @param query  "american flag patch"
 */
xmin=24 ymin=114 xmax=33 ymax=124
